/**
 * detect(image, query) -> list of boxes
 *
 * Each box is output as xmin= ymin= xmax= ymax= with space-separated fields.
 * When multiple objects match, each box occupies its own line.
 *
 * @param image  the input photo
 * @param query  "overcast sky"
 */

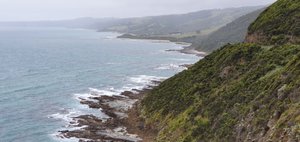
xmin=0 ymin=0 xmax=276 ymax=21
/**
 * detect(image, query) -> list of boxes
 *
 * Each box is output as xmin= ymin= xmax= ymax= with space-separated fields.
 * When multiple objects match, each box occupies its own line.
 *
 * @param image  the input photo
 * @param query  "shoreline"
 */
xmin=116 ymin=34 xmax=207 ymax=57
xmin=166 ymin=47 xmax=207 ymax=57
xmin=55 ymin=32 xmax=203 ymax=142
xmin=58 ymin=81 xmax=161 ymax=142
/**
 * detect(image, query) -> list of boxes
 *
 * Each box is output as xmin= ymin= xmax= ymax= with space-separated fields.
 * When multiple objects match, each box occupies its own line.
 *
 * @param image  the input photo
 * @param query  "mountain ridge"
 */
xmin=114 ymin=6 xmax=266 ymax=53
xmin=98 ymin=6 xmax=264 ymax=35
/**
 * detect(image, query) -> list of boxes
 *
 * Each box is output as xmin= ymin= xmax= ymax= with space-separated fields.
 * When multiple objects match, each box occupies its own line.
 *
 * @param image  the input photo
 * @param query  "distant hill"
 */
xmin=108 ymin=6 xmax=264 ymax=53
xmin=99 ymin=6 xmax=264 ymax=36
xmin=193 ymin=8 xmax=265 ymax=52
xmin=0 ymin=6 xmax=263 ymax=35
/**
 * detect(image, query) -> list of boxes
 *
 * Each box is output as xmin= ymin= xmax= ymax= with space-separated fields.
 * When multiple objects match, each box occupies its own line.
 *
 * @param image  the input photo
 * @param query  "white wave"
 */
xmin=50 ymin=132 xmax=81 ymax=142
xmin=73 ymin=93 xmax=96 ymax=102
xmin=129 ymin=75 xmax=166 ymax=84
xmin=155 ymin=63 xmax=184 ymax=70
xmin=170 ymin=58 xmax=192 ymax=61
xmin=48 ymin=109 xmax=81 ymax=123
xmin=105 ymin=36 xmax=116 ymax=39
xmin=103 ymin=33 xmax=120 ymax=39
xmin=50 ymin=129 xmax=91 ymax=142
xmin=121 ymin=85 xmax=142 ymax=93
xmin=74 ymin=75 xmax=166 ymax=102
xmin=73 ymin=88 xmax=123 ymax=103
xmin=50 ymin=74 xmax=168 ymax=141
xmin=89 ymin=87 xmax=121 ymax=96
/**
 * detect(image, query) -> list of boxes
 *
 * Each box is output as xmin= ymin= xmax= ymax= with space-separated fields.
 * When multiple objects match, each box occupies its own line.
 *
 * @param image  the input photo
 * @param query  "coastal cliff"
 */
xmin=139 ymin=0 xmax=300 ymax=141
xmin=57 ymin=0 xmax=300 ymax=141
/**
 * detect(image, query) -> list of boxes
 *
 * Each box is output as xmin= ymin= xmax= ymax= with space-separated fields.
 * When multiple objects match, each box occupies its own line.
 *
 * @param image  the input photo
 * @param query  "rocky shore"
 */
xmin=166 ymin=47 xmax=207 ymax=57
xmin=58 ymin=82 xmax=160 ymax=142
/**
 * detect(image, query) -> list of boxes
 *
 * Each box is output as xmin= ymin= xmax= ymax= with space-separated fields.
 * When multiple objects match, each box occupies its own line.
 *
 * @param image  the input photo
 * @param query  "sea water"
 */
xmin=0 ymin=27 xmax=200 ymax=142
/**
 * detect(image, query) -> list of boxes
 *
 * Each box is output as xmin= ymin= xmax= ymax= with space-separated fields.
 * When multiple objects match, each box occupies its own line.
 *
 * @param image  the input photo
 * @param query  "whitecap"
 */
xmin=89 ymin=87 xmax=121 ymax=96
xmin=129 ymin=75 xmax=166 ymax=84
xmin=50 ymin=130 xmax=91 ymax=142
xmin=121 ymin=85 xmax=142 ymax=93
xmin=73 ymin=88 xmax=122 ymax=103
xmin=105 ymin=62 xmax=120 ymax=65
xmin=170 ymin=58 xmax=192 ymax=61
xmin=48 ymin=109 xmax=81 ymax=123
xmin=73 ymin=93 xmax=95 ymax=102
xmin=155 ymin=63 xmax=185 ymax=70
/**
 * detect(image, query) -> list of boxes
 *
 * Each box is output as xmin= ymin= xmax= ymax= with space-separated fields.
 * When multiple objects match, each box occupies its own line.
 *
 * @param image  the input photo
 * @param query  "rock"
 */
xmin=59 ymin=130 xmax=69 ymax=133
xmin=58 ymin=87 xmax=157 ymax=142
xmin=277 ymin=84 xmax=288 ymax=100
xmin=273 ymin=110 xmax=282 ymax=119
xmin=219 ymin=66 xmax=234 ymax=78
xmin=121 ymin=91 xmax=134 ymax=96
xmin=180 ymin=64 xmax=193 ymax=68
xmin=137 ymin=122 xmax=145 ymax=130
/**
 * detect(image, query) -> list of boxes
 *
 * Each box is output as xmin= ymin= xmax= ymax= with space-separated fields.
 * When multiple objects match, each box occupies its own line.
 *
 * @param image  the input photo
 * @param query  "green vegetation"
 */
xmin=247 ymin=0 xmax=300 ymax=45
xmin=141 ymin=43 xmax=300 ymax=141
xmin=140 ymin=0 xmax=300 ymax=141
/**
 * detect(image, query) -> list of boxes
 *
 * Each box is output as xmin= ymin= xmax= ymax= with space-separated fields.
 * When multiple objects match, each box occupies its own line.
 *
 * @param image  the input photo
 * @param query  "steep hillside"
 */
xmin=139 ymin=0 xmax=300 ymax=141
xmin=101 ymin=6 xmax=263 ymax=36
xmin=194 ymin=8 xmax=265 ymax=52
xmin=142 ymin=44 xmax=300 ymax=142
xmin=246 ymin=0 xmax=300 ymax=45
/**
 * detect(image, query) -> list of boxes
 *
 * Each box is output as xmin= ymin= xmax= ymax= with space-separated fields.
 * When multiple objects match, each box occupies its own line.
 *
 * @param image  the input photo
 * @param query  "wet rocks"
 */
xmin=58 ymin=87 xmax=158 ymax=142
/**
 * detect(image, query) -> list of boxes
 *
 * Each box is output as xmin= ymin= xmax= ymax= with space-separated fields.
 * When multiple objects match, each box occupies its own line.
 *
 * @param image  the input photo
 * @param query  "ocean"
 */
xmin=0 ymin=27 xmax=200 ymax=142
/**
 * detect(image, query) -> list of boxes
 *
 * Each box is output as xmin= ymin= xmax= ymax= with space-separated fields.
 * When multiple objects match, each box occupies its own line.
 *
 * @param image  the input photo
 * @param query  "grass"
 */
xmin=141 ymin=43 xmax=300 ymax=141
xmin=248 ymin=0 xmax=300 ymax=45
